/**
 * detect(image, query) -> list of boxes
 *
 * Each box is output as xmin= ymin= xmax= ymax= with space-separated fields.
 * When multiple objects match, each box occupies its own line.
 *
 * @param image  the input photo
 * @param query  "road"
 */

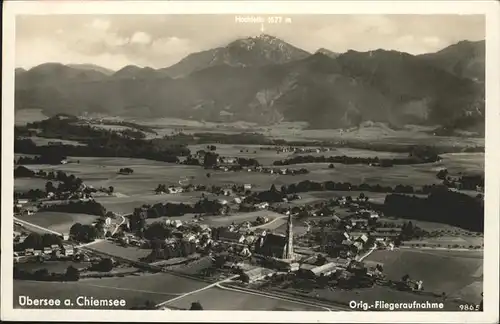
xmin=155 ymin=275 xmax=240 ymax=309
xmin=111 ymin=213 xmax=128 ymax=236
xmin=248 ymin=215 xmax=287 ymax=231
xmin=214 ymin=283 xmax=339 ymax=311
xmin=358 ymin=245 xmax=377 ymax=262
xmin=14 ymin=217 xmax=63 ymax=236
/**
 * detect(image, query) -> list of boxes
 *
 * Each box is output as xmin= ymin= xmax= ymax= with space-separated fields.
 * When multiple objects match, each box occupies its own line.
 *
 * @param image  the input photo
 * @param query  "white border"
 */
xmin=2 ymin=1 xmax=499 ymax=323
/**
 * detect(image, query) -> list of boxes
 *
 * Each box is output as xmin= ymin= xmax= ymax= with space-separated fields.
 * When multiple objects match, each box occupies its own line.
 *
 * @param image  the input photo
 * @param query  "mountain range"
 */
xmin=14 ymin=34 xmax=485 ymax=131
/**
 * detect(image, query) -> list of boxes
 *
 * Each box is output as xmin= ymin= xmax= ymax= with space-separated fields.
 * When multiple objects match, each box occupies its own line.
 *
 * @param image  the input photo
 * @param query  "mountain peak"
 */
xmin=315 ymin=48 xmax=340 ymax=59
xmin=162 ymin=34 xmax=310 ymax=78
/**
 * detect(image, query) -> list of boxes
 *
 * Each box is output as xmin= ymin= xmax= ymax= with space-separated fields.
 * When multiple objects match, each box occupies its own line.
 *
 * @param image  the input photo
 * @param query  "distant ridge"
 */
xmin=14 ymin=36 xmax=484 ymax=132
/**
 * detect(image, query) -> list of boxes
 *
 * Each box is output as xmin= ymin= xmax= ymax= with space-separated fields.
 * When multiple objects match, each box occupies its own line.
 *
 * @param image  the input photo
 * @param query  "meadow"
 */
xmin=166 ymin=286 xmax=322 ymax=311
xmin=364 ymin=249 xmax=483 ymax=303
xmin=15 ymin=109 xmax=48 ymax=126
xmin=16 ymin=212 xmax=99 ymax=235
xmin=14 ymin=272 xmax=208 ymax=309
xmin=14 ymin=178 xmax=48 ymax=191
xmin=86 ymin=241 xmax=151 ymax=261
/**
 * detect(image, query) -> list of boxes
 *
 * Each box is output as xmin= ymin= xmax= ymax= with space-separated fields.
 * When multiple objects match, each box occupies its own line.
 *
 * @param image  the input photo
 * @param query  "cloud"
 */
xmin=130 ymin=31 xmax=152 ymax=44
xmin=89 ymin=18 xmax=110 ymax=31
xmin=15 ymin=14 xmax=485 ymax=70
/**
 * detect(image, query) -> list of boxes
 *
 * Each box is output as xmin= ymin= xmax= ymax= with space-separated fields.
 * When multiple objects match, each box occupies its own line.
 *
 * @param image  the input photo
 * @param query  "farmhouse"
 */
xmin=298 ymin=262 xmax=338 ymax=278
xmin=350 ymin=232 xmax=369 ymax=244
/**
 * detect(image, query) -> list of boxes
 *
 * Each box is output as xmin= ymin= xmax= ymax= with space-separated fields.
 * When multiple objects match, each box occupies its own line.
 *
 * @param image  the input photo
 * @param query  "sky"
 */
xmin=16 ymin=14 xmax=485 ymax=71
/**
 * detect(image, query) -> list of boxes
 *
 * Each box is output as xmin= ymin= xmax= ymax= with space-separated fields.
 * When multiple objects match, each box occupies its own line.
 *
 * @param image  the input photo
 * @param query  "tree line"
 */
xmin=15 ymin=233 xmax=63 ymax=250
xmin=14 ymin=265 xmax=80 ymax=282
xmin=247 ymin=181 xmax=450 ymax=204
xmin=273 ymin=149 xmax=441 ymax=167
xmin=70 ymin=222 xmax=104 ymax=242
xmin=381 ymin=189 xmax=484 ymax=232
xmin=129 ymin=199 xmax=227 ymax=233
xmin=16 ymin=153 xmax=67 ymax=165
xmin=42 ymin=201 xmax=107 ymax=217
xmin=15 ymin=137 xmax=188 ymax=164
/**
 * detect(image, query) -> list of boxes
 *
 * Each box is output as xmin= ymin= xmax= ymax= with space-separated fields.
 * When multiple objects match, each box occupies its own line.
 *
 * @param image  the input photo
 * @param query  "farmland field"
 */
xmin=14 ymin=272 xmax=208 ymax=309
xmin=85 ymin=241 xmax=151 ymax=261
xmin=15 ymin=152 xmax=484 ymax=198
xmin=95 ymin=193 xmax=208 ymax=215
xmin=14 ymin=178 xmax=48 ymax=191
xmin=16 ymin=212 xmax=99 ymax=235
xmin=166 ymin=286 xmax=323 ymax=311
xmin=278 ymin=285 xmax=462 ymax=311
xmin=438 ymin=153 xmax=484 ymax=174
xmin=15 ymin=109 xmax=48 ymax=125
xmin=364 ymin=249 xmax=483 ymax=303
xmin=204 ymin=210 xmax=285 ymax=227
xmin=24 ymin=136 xmax=86 ymax=146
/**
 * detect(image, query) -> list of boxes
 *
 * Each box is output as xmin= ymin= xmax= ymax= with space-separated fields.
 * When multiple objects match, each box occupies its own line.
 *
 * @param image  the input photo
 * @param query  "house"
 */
xmin=218 ymin=199 xmax=229 ymax=205
xmin=51 ymin=244 xmax=60 ymax=251
xmin=33 ymin=249 xmax=42 ymax=256
xmin=352 ymin=241 xmax=364 ymax=252
xmin=16 ymin=199 xmax=29 ymax=205
xmin=172 ymin=220 xmax=183 ymax=228
xmin=198 ymin=224 xmax=211 ymax=233
xmin=183 ymin=233 xmax=197 ymax=242
xmin=168 ymin=187 xmax=183 ymax=194
xmin=351 ymin=232 xmax=369 ymax=244
xmin=255 ymin=202 xmax=269 ymax=210
xmin=62 ymin=245 xmax=74 ymax=256
xmin=24 ymin=248 xmax=34 ymax=256
xmin=104 ymin=217 xmax=112 ymax=226
xmin=244 ymin=184 xmax=252 ymax=190
xmin=240 ymin=247 xmax=252 ymax=257
xmin=244 ymin=235 xmax=256 ymax=245
xmin=234 ymin=197 xmax=242 ymax=204
xmin=43 ymin=247 xmax=52 ymax=255
xmin=298 ymin=262 xmax=338 ymax=278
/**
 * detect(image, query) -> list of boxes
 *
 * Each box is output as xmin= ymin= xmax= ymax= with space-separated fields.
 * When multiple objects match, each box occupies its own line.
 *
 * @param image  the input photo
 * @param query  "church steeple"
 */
xmin=284 ymin=212 xmax=294 ymax=260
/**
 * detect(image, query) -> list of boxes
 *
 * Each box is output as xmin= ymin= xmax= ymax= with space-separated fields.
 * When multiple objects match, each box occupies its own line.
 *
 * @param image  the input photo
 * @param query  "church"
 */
xmin=254 ymin=212 xmax=295 ymax=261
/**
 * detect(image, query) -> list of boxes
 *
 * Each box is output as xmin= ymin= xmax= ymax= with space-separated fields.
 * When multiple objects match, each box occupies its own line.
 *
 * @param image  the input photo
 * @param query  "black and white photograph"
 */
xmin=2 ymin=1 xmax=499 ymax=323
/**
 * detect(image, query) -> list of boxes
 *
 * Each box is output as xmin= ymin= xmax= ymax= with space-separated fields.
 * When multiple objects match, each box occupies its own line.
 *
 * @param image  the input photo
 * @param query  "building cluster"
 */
xmin=14 ymin=244 xmax=76 ymax=263
xmin=259 ymin=146 xmax=332 ymax=154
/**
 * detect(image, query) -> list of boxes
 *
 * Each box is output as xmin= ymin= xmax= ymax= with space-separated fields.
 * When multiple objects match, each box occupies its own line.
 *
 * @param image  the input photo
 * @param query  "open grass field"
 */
xmin=438 ymin=153 xmax=484 ymax=174
xmin=25 ymin=136 xmax=86 ymax=146
xmin=15 ymin=261 xmax=91 ymax=274
xmin=204 ymin=210 xmax=284 ymax=227
xmin=94 ymin=193 xmax=208 ymax=215
xmin=166 ymin=286 xmax=322 ymax=311
xmin=403 ymin=235 xmax=483 ymax=248
xmin=15 ymin=109 xmax=48 ymax=125
xmin=14 ymin=178 xmax=48 ymax=192
xmin=16 ymin=212 xmax=99 ymax=235
xmin=364 ymin=249 xmax=483 ymax=303
xmin=283 ymin=285 xmax=462 ymax=311
xmin=86 ymin=241 xmax=151 ymax=262
xmin=14 ymin=272 xmax=208 ymax=309
xmin=18 ymin=152 xmax=483 ymax=199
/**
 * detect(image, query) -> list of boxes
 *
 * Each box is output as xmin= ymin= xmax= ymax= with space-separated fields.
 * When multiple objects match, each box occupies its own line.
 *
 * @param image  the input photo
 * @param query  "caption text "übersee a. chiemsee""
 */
xmin=18 ymin=296 xmax=127 ymax=308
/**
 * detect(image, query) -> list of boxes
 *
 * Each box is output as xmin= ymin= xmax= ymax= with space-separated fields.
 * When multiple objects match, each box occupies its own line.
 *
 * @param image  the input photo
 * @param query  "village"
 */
xmin=12 ymin=152 xmax=434 ymax=311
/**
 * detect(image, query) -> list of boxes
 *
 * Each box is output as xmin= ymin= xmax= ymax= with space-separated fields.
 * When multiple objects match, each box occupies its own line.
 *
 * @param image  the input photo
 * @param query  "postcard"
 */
xmin=2 ymin=1 xmax=499 ymax=322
